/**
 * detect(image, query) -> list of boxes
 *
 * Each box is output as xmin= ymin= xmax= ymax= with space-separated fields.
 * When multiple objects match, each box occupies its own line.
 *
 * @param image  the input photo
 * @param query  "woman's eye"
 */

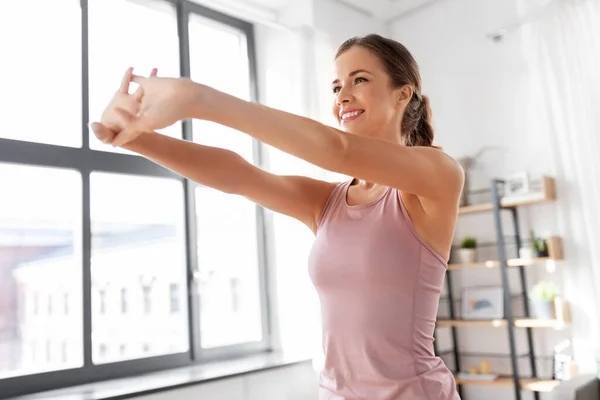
xmin=332 ymin=78 xmax=367 ymax=93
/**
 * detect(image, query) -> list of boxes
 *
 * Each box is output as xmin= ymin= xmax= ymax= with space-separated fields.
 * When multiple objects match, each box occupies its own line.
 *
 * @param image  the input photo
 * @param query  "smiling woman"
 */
xmin=333 ymin=35 xmax=435 ymax=148
xmin=90 ymin=33 xmax=463 ymax=400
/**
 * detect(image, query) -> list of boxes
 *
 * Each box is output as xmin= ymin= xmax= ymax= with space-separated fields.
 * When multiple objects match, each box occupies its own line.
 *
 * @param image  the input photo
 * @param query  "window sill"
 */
xmin=7 ymin=352 xmax=313 ymax=400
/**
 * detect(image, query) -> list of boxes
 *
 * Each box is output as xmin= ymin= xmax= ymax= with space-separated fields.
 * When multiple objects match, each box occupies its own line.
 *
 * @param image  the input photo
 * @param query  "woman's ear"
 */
xmin=396 ymin=85 xmax=413 ymax=110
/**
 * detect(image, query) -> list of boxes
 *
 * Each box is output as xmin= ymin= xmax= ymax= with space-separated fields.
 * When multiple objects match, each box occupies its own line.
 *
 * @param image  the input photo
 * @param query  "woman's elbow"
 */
xmin=321 ymin=128 xmax=349 ymax=173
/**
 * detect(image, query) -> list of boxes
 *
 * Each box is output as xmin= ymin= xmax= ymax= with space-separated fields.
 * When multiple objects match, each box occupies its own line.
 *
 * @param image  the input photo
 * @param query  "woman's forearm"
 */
xmin=190 ymin=83 xmax=346 ymax=173
xmin=123 ymin=131 xmax=251 ymax=193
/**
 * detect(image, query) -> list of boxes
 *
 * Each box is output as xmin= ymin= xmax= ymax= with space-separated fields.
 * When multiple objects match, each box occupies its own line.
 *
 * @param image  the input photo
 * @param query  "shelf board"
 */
xmin=459 ymin=176 xmax=556 ymax=215
xmin=455 ymin=375 xmax=559 ymax=392
xmin=437 ymin=318 xmax=567 ymax=329
xmin=448 ymin=256 xmax=559 ymax=271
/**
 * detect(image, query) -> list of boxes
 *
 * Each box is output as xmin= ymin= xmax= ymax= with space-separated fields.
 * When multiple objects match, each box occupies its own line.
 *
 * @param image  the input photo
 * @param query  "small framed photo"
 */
xmin=462 ymin=286 xmax=505 ymax=320
xmin=505 ymin=172 xmax=530 ymax=196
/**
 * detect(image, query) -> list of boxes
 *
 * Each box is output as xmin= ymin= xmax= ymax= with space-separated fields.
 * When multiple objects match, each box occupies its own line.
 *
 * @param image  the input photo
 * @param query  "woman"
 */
xmin=91 ymin=34 xmax=463 ymax=400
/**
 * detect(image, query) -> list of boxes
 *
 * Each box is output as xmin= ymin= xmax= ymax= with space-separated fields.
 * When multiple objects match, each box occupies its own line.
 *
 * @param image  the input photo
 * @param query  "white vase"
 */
xmin=458 ymin=248 xmax=477 ymax=264
xmin=531 ymin=299 xmax=555 ymax=320
xmin=519 ymin=247 xmax=534 ymax=259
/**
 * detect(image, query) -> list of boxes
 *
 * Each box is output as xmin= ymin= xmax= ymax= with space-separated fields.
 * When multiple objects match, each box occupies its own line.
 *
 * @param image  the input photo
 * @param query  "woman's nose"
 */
xmin=336 ymin=86 xmax=353 ymax=105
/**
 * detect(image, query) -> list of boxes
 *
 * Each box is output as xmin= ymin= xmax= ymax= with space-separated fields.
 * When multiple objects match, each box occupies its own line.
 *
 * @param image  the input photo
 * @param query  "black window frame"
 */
xmin=0 ymin=1 xmax=271 ymax=398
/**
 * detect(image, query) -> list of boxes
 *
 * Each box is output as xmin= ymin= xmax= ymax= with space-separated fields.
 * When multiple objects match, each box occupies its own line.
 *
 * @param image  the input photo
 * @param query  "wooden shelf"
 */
xmin=448 ymin=256 xmax=559 ymax=271
xmin=437 ymin=318 xmax=567 ymax=329
xmin=455 ymin=375 xmax=559 ymax=392
xmin=459 ymin=176 xmax=556 ymax=215
xmin=448 ymin=236 xmax=564 ymax=270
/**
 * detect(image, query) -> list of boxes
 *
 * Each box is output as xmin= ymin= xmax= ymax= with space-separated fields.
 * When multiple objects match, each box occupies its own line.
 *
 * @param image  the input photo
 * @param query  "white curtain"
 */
xmin=524 ymin=0 xmax=600 ymax=369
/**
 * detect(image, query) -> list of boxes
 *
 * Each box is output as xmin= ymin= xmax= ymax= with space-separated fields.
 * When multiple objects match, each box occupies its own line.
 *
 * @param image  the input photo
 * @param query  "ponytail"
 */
xmin=401 ymin=93 xmax=436 ymax=148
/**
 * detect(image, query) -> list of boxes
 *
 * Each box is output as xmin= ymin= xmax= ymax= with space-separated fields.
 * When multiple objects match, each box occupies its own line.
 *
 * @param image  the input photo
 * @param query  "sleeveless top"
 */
xmin=308 ymin=179 xmax=460 ymax=400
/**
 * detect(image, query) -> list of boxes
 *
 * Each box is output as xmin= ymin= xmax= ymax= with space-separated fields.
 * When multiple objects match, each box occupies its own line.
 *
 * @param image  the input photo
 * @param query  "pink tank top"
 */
xmin=308 ymin=179 xmax=460 ymax=400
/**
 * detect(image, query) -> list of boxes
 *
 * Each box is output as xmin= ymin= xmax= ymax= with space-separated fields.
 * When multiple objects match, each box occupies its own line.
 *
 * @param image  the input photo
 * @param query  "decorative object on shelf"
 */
xmin=552 ymin=340 xmax=573 ymax=381
xmin=459 ymin=175 xmax=556 ymax=215
xmin=504 ymin=172 xmax=531 ymax=196
xmin=518 ymin=246 xmax=534 ymax=259
xmin=480 ymin=359 xmax=492 ymax=374
xmin=529 ymin=281 xmax=557 ymax=320
xmin=458 ymin=236 xmax=477 ymax=263
xmin=462 ymin=286 xmax=504 ymax=320
xmin=531 ymin=232 xmax=549 ymax=257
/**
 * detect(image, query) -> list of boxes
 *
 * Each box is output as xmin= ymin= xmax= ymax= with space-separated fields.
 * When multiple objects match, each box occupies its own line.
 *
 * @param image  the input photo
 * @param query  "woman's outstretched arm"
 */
xmin=117 ymin=76 xmax=464 ymax=203
xmin=196 ymin=84 xmax=464 ymax=202
xmin=91 ymin=123 xmax=333 ymax=233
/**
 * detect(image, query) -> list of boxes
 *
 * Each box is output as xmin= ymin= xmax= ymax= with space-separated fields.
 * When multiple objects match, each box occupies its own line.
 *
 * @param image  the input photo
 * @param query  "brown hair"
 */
xmin=335 ymin=34 xmax=435 ymax=147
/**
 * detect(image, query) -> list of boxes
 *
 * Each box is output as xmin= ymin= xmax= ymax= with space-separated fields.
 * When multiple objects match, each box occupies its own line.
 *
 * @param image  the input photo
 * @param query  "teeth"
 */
xmin=342 ymin=110 xmax=362 ymax=120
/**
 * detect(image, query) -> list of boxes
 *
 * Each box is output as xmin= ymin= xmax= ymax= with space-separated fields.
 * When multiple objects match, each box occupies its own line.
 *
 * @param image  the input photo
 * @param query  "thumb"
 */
xmin=89 ymin=122 xmax=117 ymax=144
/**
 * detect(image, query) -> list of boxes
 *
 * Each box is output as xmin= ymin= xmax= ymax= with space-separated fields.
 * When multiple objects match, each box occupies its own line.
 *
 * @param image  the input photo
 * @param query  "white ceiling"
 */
xmin=334 ymin=0 xmax=440 ymax=21
xmin=235 ymin=0 xmax=295 ymax=11
xmin=237 ymin=0 xmax=440 ymax=22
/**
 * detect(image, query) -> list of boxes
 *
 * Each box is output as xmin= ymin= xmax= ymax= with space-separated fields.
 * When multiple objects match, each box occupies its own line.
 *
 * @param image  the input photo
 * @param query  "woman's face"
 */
xmin=331 ymin=46 xmax=410 ymax=140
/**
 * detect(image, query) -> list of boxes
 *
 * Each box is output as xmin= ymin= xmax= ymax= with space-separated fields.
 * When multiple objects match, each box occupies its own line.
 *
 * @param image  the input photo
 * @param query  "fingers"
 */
xmin=111 ymin=109 xmax=138 ymax=147
xmin=119 ymin=67 xmax=134 ymax=93
xmin=90 ymin=122 xmax=117 ymax=144
xmin=132 ymin=68 xmax=157 ymax=100
xmin=131 ymin=74 xmax=148 ymax=84
xmin=133 ymin=87 xmax=144 ymax=101
xmin=112 ymin=108 xmax=148 ymax=147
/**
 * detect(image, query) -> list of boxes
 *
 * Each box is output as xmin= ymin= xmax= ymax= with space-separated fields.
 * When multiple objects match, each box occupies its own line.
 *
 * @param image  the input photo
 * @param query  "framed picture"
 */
xmin=505 ymin=172 xmax=530 ymax=196
xmin=462 ymin=286 xmax=505 ymax=320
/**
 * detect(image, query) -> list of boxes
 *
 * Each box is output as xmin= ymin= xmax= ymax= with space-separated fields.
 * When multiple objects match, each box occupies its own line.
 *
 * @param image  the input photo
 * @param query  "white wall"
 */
xmin=391 ymin=0 xmax=596 ymax=398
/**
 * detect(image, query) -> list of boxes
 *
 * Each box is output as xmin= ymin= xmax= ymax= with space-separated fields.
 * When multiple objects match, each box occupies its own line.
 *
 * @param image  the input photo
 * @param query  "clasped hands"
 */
xmin=90 ymin=67 xmax=199 ymax=147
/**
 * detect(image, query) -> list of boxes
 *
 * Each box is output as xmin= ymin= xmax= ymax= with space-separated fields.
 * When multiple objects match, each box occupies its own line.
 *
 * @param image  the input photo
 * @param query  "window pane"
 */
xmin=0 ymin=1 xmax=81 ymax=147
xmin=189 ymin=15 xmax=254 ymax=162
xmin=195 ymin=188 xmax=263 ymax=348
xmin=88 ymin=0 xmax=181 ymax=154
xmin=0 ymin=164 xmax=82 ymax=378
xmin=188 ymin=15 xmax=263 ymax=349
xmin=90 ymin=173 xmax=188 ymax=364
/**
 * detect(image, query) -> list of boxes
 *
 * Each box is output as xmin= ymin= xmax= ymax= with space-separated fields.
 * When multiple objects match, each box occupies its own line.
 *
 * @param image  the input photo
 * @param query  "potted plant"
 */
xmin=530 ymin=230 xmax=549 ymax=257
xmin=529 ymin=281 xmax=557 ymax=320
xmin=458 ymin=237 xmax=477 ymax=263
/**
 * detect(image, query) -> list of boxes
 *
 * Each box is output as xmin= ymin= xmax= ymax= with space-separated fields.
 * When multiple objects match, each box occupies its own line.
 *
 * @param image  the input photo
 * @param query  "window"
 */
xmin=142 ymin=285 xmax=153 ymax=315
xmin=120 ymin=288 xmax=128 ymax=314
xmin=0 ymin=1 xmax=266 ymax=397
xmin=169 ymin=284 xmax=180 ymax=314
xmin=64 ymin=293 xmax=70 ymax=315
xmin=189 ymin=15 xmax=265 ymax=349
xmin=87 ymin=0 xmax=182 ymax=155
xmin=45 ymin=341 xmax=52 ymax=363
xmin=91 ymin=173 xmax=188 ymax=364
xmin=0 ymin=0 xmax=81 ymax=147
xmin=32 ymin=292 xmax=39 ymax=316
xmin=98 ymin=289 xmax=107 ymax=315
xmin=47 ymin=294 xmax=53 ymax=316
xmin=0 ymin=164 xmax=82 ymax=379
xmin=61 ymin=343 xmax=69 ymax=364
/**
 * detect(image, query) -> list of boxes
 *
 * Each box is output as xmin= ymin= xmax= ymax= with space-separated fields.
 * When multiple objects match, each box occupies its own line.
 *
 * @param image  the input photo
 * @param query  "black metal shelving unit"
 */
xmin=437 ymin=177 xmax=559 ymax=400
